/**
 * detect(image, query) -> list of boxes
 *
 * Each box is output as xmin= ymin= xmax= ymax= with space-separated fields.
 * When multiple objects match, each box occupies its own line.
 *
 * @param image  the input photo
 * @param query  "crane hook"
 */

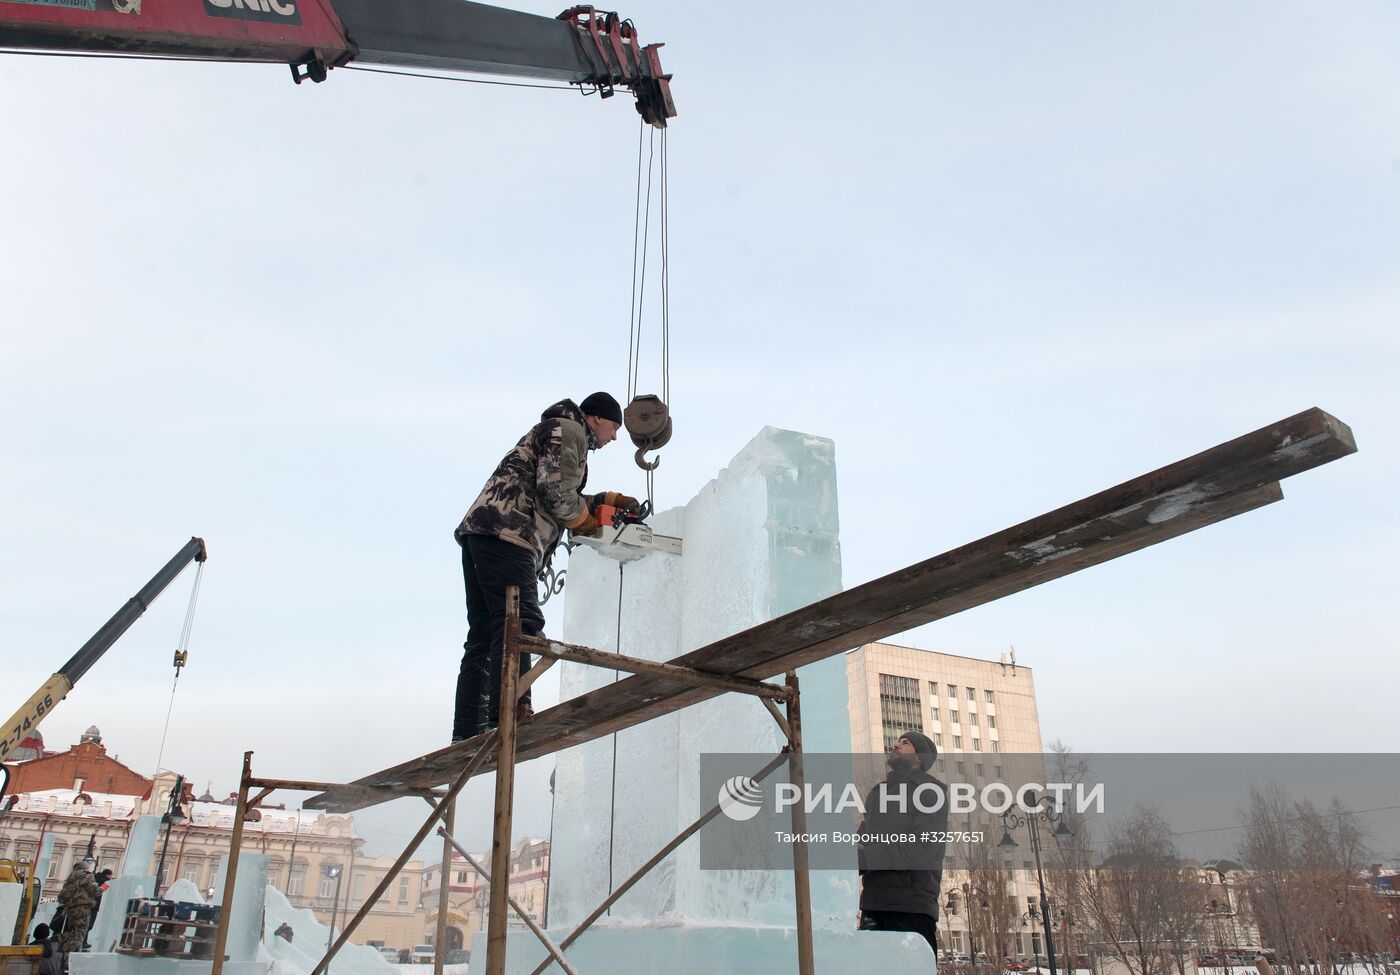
xmin=623 ymin=394 xmax=672 ymax=471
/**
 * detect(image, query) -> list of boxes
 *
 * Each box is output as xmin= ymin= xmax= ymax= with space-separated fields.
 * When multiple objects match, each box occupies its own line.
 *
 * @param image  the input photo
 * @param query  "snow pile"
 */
xmin=258 ymin=886 xmax=399 ymax=975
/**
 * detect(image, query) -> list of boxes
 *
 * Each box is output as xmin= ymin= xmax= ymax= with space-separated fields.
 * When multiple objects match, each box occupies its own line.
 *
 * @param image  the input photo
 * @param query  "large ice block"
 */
xmin=0 ymin=883 xmax=21 ymax=946
xmin=121 ymin=816 xmax=162 ymax=878
xmin=548 ymin=428 xmax=856 ymax=932
xmin=212 ymin=854 xmax=268 ymax=963
xmin=89 ymin=876 xmax=149 ymax=954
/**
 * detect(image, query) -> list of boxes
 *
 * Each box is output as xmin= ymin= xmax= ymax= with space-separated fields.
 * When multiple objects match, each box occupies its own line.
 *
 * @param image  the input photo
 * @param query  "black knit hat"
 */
xmin=899 ymin=730 xmax=938 ymax=770
xmin=579 ymin=391 xmax=623 ymax=425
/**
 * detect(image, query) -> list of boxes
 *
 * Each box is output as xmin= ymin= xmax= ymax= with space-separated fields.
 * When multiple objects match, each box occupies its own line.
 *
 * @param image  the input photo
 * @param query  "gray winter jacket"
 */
xmin=857 ymin=764 xmax=949 ymax=918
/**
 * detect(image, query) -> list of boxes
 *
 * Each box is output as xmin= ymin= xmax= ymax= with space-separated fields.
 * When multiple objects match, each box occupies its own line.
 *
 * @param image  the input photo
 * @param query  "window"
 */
xmin=268 ymin=863 xmax=284 ymax=890
xmin=947 ymin=685 xmax=957 ymax=699
xmin=398 ymin=877 xmax=410 ymax=903
xmin=878 ymin=673 xmax=922 ymax=749
xmin=930 ymin=706 xmax=939 ymax=723
xmin=956 ymin=761 xmax=966 ymax=775
xmin=455 ymin=870 xmax=468 ymax=883
xmin=46 ymin=844 xmax=66 ymax=879
xmin=953 ymin=735 xmax=962 ymax=749
xmin=968 ymin=713 xmax=979 ymax=727
xmin=289 ymin=866 xmax=306 ymax=897
xmin=991 ymin=740 xmax=1000 ymax=753
xmin=932 ymin=733 xmax=942 ymax=747
xmin=181 ymin=857 xmax=203 ymax=883
xmin=354 ymin=875 xmax=365 ymax=904
xmin=967 ymin=687 xmax=976 ymax=701
xmin=928 ymin=682 xmax=938 ymax=698
xmin=318 ymin=872 xmax=336 ymax=898
xmin=975 ymin=763 xmax=985 ymax=778
xmin=973 ymin=739 xmax=982 ymax=752
xmin=985 ymin=690 xmax=995 ymax=704
xmin=206 ymin=860 xmax=220 ymax=890
xmin=988 ymin=715 xmax=997 ymax=729
xmin=949 ymin=710 xmax=959 ymax=725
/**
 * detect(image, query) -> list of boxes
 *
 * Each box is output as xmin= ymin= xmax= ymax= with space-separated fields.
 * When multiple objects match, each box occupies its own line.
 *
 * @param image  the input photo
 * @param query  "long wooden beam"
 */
xmin=307 ymin=408 xmax=1353 ymax=810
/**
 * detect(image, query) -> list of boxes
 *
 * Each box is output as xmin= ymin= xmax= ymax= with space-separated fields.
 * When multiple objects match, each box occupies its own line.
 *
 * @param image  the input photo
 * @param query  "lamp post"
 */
xmin=152 ymin=776 xmax=187 ymax=899
xmin=947 ymin=883 xmax=993 ymax=970
xmin=999 ymin=791 xmax=1072 ymax=975
xmin=324 ymin=864 xmax=345 ymax=960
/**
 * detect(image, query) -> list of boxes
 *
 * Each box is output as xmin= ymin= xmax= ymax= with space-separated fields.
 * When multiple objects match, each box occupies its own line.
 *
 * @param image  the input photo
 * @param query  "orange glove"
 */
xmin=564 ymin=503 xmax=600 ymax=537
xmin=596 ymin=491 xmax=641 ymax=512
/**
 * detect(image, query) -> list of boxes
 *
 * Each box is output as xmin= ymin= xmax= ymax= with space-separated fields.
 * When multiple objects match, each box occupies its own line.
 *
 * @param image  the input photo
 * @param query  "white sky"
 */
xmin=3 ymin=1 xmax=1397 ymax=861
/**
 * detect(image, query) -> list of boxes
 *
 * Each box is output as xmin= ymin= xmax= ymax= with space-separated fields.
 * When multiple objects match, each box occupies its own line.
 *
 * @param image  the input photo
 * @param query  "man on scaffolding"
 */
xmin=452 ymin=392 xmax=636 ymax=743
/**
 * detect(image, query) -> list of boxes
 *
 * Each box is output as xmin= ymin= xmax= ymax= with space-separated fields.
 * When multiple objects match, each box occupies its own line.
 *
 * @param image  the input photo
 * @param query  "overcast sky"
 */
xmin=3 ymin=1 xmax=1396 ymax=863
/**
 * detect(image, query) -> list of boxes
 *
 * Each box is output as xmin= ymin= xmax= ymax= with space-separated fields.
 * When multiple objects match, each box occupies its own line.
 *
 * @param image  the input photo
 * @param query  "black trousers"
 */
xmin=859 ymin=909 xmax=939 ymax=959
xmin=454 ymin=534 xmax=544 ymax=739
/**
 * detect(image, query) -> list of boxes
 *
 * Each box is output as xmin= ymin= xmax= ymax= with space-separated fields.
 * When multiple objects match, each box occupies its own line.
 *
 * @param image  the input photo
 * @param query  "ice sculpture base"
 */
xmin=472 ymin=925 xmax=935 ymax=975
xmin=69 ymin=958 xmax=267 ymax=975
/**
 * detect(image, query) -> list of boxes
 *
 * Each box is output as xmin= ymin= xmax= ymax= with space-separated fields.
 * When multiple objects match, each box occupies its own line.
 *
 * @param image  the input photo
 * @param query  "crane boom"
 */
xmin=0 ymin=0 xmax=674 ymax=125
xmin=0 ymin=537 xmax=207 ymax=769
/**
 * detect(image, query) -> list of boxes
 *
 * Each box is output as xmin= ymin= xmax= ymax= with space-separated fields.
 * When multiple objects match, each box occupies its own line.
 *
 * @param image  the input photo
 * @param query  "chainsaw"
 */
xmin=575 ymin=499 xmax=682 ymax=561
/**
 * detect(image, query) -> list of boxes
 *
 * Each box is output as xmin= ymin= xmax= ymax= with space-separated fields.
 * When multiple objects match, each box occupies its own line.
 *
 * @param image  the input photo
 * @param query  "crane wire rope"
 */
xmin=623 ymin=121 xmax=671 ymax=508
xmin=605 ymin=562 xmax=625 ymax=913
xmin=625 ymin=123 xmax=656 ymax=406
xmin=152 ymin=559 xmax=204 ymax=778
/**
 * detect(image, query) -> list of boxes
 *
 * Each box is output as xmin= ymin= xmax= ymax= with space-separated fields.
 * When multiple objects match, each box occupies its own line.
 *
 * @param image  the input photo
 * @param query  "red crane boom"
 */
xmin=0 ymin=0 xmax=675 ymax=125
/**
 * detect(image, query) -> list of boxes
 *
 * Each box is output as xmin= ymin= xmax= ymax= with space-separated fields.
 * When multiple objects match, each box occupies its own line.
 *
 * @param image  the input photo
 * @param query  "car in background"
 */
xmin=377 ymin=947 xmax=399 ymax=963
xmin=410 ymin=945 xmax=435 ymax=964
xmin=445 ymin=949 xmax=470 ymax=965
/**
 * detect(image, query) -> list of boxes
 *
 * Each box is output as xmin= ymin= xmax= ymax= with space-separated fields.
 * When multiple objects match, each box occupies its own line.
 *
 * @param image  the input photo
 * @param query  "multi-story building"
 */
xmin=0 ymin=728 xmax=425 ymax=950
xmin=848 ymin=641 xmax=1048 ymax=960
xmin=420 ymin=837 xmax=550 ymax=951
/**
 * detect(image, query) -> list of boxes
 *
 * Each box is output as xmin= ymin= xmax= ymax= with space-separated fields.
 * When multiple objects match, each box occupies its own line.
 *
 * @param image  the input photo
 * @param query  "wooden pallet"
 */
xmin=306 ymin=407 xmax=1354 ymax=812
xmin=117 ymin=914 xmax=221 ymax=959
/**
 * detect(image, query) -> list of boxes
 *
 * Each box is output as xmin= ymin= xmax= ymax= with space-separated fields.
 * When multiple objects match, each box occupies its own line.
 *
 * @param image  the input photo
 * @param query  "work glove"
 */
xmin=594 ymin=491 xmax=640 ymax=512
xmin=564 ymin=503 xmax=600 ymax=537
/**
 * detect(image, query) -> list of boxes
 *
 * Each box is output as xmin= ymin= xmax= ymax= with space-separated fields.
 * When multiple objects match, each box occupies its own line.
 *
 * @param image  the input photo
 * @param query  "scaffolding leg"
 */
xmin=434 ymin=799 xmax=455 ymax=975
xmin=210 ymin=752 xmax=254 ymax=975
xmin=310 ymin=730 xmax=500 ymax=975
xmin=785 ymin=670 xmax=815 ymax=975
xmin=486 ymin=585 xmax=522 ymax=975
xmin=437 ymin=828 xmax=579 ymax=975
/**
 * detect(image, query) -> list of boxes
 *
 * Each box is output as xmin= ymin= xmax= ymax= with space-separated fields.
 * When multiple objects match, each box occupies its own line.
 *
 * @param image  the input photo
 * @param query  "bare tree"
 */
xmin=1079 ymin=805 xmax=1199 ymax=975
xmin=961 ymin=837 xmax=1020 ymax=964
xmin=1237 ymin=784 xmax=1376 ymax=975
xmin=1045 ymin=741 xmax=1099 ymax=973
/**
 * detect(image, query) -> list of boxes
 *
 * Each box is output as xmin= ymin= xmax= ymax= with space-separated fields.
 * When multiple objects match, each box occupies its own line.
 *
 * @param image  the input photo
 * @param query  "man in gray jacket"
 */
xmin=452 ymin=392 xmax=635 ymax=742
xmin=857 ymin=730 xmax=948 ymax=958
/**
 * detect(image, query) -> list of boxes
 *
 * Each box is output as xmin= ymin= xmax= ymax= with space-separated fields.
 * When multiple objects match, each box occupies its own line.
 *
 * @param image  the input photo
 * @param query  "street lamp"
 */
xmin=946 ymin=883 xmax=992 ymax=970
xmin=152 ymin=776 xmax=187 ymax=899
xmin=324 ymin=864 xmax=345 ymax=960
xmin=999 ymin=791 xmax=1072 ymax=975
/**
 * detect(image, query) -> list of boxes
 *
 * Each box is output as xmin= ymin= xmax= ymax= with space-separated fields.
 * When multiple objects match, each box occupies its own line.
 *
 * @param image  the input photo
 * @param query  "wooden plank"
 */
xmin=307 ymin=408 xmax=1353 ymax=810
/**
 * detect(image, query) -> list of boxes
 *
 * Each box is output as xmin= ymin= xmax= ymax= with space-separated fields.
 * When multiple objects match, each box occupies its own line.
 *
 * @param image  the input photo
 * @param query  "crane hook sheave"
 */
xmin=624 ymin=394 xmax=671 ymax=471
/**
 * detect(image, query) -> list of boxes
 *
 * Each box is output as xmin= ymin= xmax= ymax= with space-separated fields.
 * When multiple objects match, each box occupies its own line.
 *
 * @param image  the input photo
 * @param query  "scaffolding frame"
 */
xmin=208 ymin=588 xmax=819 ymax=975
xmin=204 ymin=408 xmax=1356 ymax=975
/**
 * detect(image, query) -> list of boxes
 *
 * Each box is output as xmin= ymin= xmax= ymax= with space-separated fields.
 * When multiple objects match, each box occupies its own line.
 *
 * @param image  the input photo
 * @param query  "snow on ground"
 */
xmin=260 ymin=886 xmax=402 ymax=975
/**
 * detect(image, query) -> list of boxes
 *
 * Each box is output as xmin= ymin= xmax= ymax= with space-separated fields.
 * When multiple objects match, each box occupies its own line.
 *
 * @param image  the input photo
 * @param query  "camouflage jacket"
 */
xmin=456 ymin=399 xmax=591 ymax=565
xmin=57 ymin=869 xmax=98 ymax=911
